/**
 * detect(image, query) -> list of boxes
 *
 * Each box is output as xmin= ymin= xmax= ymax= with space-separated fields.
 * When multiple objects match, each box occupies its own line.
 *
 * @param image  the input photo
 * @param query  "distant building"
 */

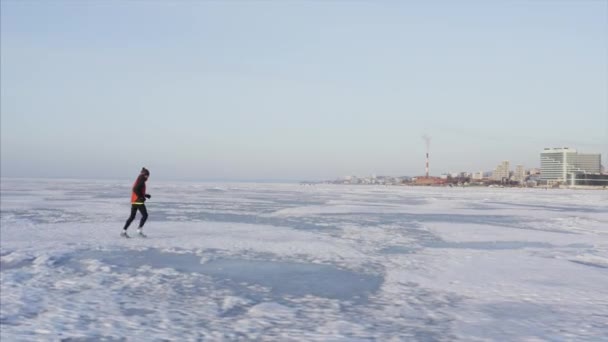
xmin=566 ymin=173 xmax=608 ymax=187
xmin=540 ymin=147 xmax=601 ymax=184
xmin=412 ymin=176 xmax=446 ymax=186
xmin=514 ymin=165 xmax=525 ymax=183
xmin=472 ymin=171 xmax=484 ymax=180
xmin=492 ymin=161 xmax=510 ymax=182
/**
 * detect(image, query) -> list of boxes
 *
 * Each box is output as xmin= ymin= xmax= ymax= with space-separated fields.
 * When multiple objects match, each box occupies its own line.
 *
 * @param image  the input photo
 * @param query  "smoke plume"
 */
xmin=422 ymin=134 xmax=431 ymax=152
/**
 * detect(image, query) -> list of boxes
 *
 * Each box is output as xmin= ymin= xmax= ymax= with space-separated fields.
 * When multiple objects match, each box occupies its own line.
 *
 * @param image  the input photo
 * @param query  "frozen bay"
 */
xmin=1 ymin=179 xmax=607 ymax=341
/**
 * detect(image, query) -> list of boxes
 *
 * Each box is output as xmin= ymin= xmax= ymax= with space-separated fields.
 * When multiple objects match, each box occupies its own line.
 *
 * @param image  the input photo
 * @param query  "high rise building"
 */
xmin=492 ymin=161 xmax=510 ymax=181
xmin=540 ymin=147 xmax=601 ymax=183
xmin=514 ymin=165 xmax=525 ymax=183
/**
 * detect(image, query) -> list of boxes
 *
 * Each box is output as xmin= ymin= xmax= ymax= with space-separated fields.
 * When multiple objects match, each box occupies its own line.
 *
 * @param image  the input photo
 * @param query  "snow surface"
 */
xmin=1 ymin=178 xmax=607 ymax=341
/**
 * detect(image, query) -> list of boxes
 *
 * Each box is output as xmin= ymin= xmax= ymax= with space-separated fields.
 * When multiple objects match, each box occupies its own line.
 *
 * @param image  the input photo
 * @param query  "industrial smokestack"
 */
xmin=422 ymin=134 xmax=431 ymax=178
xmin=426 ymin=152 xmax=429 ymax=178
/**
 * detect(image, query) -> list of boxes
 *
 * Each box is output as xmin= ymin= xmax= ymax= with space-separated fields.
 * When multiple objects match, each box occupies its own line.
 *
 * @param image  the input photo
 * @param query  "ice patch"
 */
xmin=425 ymin=240 xmax=555 ymax=250
xmin=569 ymin=254 xmax=608 ymax=268
xmin=56 ymin=249 xmax=383 ymax=301
xmin=198 ymin=258 xmax=383 ymax=300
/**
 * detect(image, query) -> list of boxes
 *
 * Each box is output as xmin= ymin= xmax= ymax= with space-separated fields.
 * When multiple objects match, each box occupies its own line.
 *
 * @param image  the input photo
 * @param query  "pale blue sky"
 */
xmin=1 ymin=1 xmax=607 ymax=181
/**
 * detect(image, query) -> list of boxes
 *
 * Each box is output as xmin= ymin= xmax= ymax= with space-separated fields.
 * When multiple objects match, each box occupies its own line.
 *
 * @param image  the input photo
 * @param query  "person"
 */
xmin=121 ymin=167 xmax=151 ymax=238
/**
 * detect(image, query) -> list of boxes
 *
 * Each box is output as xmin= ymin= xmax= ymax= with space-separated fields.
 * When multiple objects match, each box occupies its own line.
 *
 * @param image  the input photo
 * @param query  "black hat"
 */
xmin=141 ymin=167 xmax=150 ymax=176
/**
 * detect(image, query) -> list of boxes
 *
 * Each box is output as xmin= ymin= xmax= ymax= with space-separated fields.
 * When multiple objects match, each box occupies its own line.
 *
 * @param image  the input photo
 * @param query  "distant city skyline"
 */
xmin=1 ymin=1 xmax=606 ymax=181
xmin=326 ymin=148 xmax=604 ymax=180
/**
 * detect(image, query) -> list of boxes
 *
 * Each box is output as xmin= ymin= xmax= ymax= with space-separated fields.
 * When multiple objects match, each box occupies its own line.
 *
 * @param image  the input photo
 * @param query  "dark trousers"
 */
xmin=123 ymin=204 xmax=148 ymax=230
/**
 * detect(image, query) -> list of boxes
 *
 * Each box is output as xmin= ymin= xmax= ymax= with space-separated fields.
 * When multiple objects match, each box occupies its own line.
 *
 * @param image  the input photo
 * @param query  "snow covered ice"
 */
xmin=1 ymin=179 xmax=607 ymax=341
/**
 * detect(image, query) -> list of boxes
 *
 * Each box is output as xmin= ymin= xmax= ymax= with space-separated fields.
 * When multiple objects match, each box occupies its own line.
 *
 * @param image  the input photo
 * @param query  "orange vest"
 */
xmin=131 ymin=175 xmax=147 ymax=204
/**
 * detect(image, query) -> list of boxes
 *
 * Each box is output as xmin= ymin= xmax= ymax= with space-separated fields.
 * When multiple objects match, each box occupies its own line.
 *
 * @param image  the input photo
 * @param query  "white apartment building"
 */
xmin=514 ymin=165 xmax=525 ymax=183
xmin=472 ymin=171 xmax=484 ymax=180
xmin=540 ymin=147 xmax=601 ymax=183
xmin=492 ymin=161 xmax=510 ymax=181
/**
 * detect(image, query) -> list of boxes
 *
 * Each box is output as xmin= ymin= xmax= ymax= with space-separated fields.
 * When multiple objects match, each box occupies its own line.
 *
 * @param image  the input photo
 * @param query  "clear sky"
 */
xmin=1 ymin=1 xmax=607 ymax=181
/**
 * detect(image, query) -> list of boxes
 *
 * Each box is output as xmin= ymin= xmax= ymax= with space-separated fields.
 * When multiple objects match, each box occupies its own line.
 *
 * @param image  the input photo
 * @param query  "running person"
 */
xmin=121 ymin=167 xmax=151 ymax=238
